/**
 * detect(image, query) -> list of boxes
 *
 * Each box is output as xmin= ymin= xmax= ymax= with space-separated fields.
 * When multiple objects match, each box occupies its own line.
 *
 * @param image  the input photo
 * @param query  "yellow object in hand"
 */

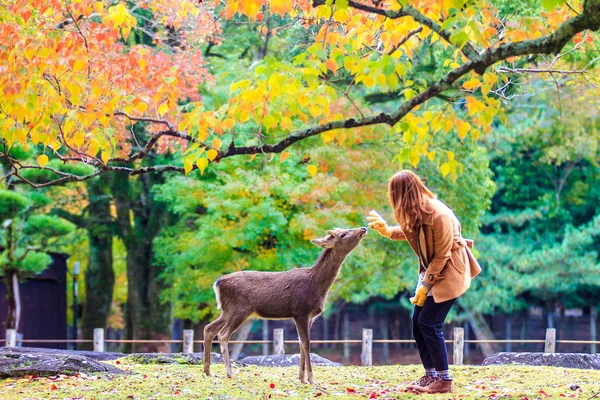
xmin=367 ymin=210 xmax=392 ymax=238
xmin=410 ymin=285 xmax=430 ymax=307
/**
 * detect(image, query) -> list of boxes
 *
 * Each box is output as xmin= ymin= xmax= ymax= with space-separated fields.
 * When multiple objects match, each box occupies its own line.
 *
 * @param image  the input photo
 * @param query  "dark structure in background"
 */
xmin=0 ymin=253 xmax=68 ymax=349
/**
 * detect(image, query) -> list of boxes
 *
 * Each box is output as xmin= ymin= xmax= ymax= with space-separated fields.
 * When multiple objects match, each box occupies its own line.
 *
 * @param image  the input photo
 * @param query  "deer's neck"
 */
xmin=310 ymin=249 xmax=349 ymax=294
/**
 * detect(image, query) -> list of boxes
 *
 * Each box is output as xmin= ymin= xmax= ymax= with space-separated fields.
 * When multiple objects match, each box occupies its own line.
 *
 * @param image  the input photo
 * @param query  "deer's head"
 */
xmin=311 ymin=227 xmax=367 ymax=254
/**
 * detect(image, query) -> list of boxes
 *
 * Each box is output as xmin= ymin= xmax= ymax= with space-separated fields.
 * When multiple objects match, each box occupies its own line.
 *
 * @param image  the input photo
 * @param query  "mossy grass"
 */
xmin=1 ymin=363 xmax=599 ymax=399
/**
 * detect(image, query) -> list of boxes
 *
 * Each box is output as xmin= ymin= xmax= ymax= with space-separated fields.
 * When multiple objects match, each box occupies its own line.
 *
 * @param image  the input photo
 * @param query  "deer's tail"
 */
xmin=213 ymin=278 xmax=222 ymax=310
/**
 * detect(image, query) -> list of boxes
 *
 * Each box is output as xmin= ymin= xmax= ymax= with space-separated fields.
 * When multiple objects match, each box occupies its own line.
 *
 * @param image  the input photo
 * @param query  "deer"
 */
xmin=203 ymin=227 xmax=367 ymax=384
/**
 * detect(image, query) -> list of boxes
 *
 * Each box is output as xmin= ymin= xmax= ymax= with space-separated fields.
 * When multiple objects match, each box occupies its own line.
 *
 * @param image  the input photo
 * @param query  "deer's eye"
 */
xmin=340 ymin=233 xmax=347 ymax=238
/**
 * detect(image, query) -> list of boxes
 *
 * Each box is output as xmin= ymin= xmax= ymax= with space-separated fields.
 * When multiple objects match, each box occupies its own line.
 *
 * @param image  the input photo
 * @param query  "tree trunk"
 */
xmin=467 ymin=312 xmax=498 ymax=358
xmin=230 ymin=319 xmax=254 ymax=360
xmin=81 ymin=176 xmax=115 ymax=349
xmin=380 ymin=317 xmax=390 ymax=364
xmin=112 ymin=173 xmax=171 ymax=353
xmin=5 ymin=271 xmax=20 ymax=331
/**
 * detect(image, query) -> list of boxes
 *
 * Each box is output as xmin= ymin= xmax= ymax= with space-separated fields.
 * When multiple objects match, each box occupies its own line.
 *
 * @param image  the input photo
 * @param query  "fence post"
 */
xmin=453 ymin=327 xmax=464 ymax=366
xmin=93 ymin=328 xmax=105 ymax=352
xmin=361 ymin=329 xmax=373 ymax=366
xmin=273 ymin=328 xmax=284 ymax=355
xmin=5 ymin=329 xmax=16 ymax=347
xmin=545 ymin=328 xmax=556 ymax=353
xmin=183 ymin=329 xmax=194 ymax=354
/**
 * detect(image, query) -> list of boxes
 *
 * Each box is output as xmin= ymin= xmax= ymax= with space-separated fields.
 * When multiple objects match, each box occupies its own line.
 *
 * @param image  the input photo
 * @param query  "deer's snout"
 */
xmin=359 ymin=227 xmax=368 ymax=236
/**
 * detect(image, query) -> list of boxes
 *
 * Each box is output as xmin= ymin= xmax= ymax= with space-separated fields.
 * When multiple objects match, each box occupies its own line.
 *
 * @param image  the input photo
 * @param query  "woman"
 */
xmin=367 ymin=170 xmax=481 ymax=394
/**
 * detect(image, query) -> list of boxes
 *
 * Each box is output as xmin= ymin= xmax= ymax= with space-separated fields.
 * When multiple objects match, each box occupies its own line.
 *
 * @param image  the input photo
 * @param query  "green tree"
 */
xmin=0 ymin=190 xmax=75 ymax=332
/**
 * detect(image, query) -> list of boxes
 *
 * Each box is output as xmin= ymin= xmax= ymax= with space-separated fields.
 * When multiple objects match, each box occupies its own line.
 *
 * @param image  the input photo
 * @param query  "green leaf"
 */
xmin=541 ymin=0 xmax=565 ymax=10
xmin=449 ymin=31 xmax=469 ymax=48
xmin=336 ymin=0 xmax=348 ymax=8
xmin=0 ymin=190 xmax=30 ymax=221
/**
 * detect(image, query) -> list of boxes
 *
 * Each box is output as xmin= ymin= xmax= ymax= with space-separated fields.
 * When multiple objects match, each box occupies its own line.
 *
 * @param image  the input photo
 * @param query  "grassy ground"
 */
xmin=2 ymin=360 xmax=600 ymax=399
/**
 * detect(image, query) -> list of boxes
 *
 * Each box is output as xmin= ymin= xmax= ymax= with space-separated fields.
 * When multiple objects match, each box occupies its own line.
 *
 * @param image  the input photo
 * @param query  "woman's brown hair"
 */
xmin=388 ymin=170 xmax=435 ymax=232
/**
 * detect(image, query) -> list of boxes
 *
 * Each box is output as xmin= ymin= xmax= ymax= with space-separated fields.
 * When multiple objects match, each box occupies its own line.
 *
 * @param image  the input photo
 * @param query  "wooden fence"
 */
xmin=5 ymin=327 xmax=600 ymax=366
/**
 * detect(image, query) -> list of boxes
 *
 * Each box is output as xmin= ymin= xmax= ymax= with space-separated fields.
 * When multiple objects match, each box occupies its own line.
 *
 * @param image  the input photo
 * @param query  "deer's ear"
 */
xmin=312 ymin=238 xmax=334 ymax=249
xmin=326 ymin=230 xmax=337 ymax=237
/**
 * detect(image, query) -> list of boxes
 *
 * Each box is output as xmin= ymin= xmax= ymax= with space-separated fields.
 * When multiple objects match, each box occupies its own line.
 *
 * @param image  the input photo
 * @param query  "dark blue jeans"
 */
xmin=412 ymin=296 xmax=456 ymax=371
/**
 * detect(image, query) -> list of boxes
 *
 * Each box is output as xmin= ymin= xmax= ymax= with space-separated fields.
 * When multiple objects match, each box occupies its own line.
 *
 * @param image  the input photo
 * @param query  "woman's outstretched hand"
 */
xmin=367 ymin=210 xmax=392 ymax=238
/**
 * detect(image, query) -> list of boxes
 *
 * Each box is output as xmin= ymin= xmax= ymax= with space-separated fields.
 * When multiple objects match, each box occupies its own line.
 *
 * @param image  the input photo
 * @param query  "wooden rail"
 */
xmin=5 ymin=327 xmax=596 ymax=366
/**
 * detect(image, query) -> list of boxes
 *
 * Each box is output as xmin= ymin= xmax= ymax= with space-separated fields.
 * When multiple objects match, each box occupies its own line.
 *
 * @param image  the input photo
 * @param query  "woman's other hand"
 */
xmin=410 ymin=284 xmax=430 ymax=307
xmin=367 ymin=210 xmax=392 ymax=238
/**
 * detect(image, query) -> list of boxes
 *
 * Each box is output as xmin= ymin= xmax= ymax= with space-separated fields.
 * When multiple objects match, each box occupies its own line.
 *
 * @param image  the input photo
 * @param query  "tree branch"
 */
xmin=312 ymin=0 xmax=480 ymax=60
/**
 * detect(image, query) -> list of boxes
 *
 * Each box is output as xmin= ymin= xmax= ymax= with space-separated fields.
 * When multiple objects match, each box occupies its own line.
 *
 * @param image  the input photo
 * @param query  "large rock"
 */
xmin=120 ymin=352 xmax=226 ymax=365
xmin=0 ymin=346 xmax=125 ymax=361
xmin=0 ymin=350 xmax=124 ymax=378
xmin=239 ymin=353 xmax=341 ymax=367
xmin=483 ymin=352 xmax=600 ymax=369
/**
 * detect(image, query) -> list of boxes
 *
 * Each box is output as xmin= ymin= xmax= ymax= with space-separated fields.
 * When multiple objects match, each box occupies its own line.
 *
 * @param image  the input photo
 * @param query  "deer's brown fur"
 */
xmin=203 ymin=227 xmax=367 ymax=384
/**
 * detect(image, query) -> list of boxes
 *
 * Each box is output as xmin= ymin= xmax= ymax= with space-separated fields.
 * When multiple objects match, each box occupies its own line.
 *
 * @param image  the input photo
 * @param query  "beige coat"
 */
xmin=390 ymin=197 xmax=481 ymax=303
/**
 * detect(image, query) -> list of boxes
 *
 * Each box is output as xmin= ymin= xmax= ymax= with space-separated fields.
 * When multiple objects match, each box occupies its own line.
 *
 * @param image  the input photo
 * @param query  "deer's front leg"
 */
xmin=295 ymin=317 xmax=314 ymax=385
xmin=298 ymin=343 xmax=307 ymax=383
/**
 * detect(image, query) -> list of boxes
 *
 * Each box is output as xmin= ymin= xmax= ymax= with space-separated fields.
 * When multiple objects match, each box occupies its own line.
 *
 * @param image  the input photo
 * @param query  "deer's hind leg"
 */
xmin=203 ymin=315 xmax=226 ymax=376
xmin=218 ymin=311 xmax=251 ymax=378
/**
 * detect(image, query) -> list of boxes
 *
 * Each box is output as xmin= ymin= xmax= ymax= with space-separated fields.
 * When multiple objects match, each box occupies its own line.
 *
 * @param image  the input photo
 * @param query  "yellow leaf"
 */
xmin=466 ymin=96 xmax=486 ymax=115
xmin=158 ymin=102 xmax=170 ymax=117
xmin=457 ymin=120 xmax=471 ymax=140
xmin=222 ymin=118 xmax=235 ymax=130
xmin=408 ymin=150 xmax=420 ymax=168
xmin=269 ymin=0 xmax=292 ymax=15
xmin=37 ymin=154 xmax=48 ymax=168
xmin=322 ymin=131 xmax=336 ymax=144
xmin=225 ymin=0 xmax=238 ymax=19
xmin=67 ymin=82 xmax=81 ymax=101
xmin=440 ymin=162 xmax=451 ymax=177
xmin=101 ymin=151 xmax=110 ymax=164
xmin=280 ymin=151 xmax=290 ymax=162
xmin=73 ymin=60 xmax=87 ymax=73
xmin=362 ymin=75 xmax=375 ymax=88
xmin=122 ymin=26 xmax=131 ymax=41
xmin=196 ymin=158 xmax=208 ymax=174
xmin=134 ymin=101 xmax=148 ymax=114
xmin=483 ymin=72 xmax=499 ymax=86
xmin=94 ymin=1 xmax=104 ymax=13
xmin=447 ymin=151 xmax=454 ymax=161
xmin=309 ymin=105 xmax=321 ymax=119
xmin=307 ymin=164 xmax=318 ymax=177
xmin=427 ymin=151 xmax=436 ymax=161
xmin=73 ymin=132 xmax=85 ymax=148
xmin=207 ymin=149 xmax=218 ymax=161
xmin=298 ymin=94 xmax=309 ymax=108
xmin=87 ymin=140 xmax=99 ymax=156
xmin=184 ymin=158 xmax=193 ymax=175
xmin=212 ymin=138 xmax=222 ymax=151
xmin=462 ymin=77 xmax=481 ymax=90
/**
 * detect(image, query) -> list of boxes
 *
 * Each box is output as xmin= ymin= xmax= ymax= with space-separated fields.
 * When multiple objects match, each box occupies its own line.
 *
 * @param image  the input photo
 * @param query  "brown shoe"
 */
xmin=405 ymin=375 xmax=436 ymax=391
xmin=413 ymin=377 xmax=453 ymax=394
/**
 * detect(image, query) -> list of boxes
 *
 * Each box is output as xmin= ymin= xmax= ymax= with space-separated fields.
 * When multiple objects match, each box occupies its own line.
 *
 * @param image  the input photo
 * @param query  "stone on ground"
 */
xmin=483 ymin=352 xmax=600 ymax=369
xmin=239 ymin=353 xmax=342 ymax=367
xmin=0 ymin=346 xmax=124 ymax=361
xmin=0 ymin=349 xmax=123 ymax=378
